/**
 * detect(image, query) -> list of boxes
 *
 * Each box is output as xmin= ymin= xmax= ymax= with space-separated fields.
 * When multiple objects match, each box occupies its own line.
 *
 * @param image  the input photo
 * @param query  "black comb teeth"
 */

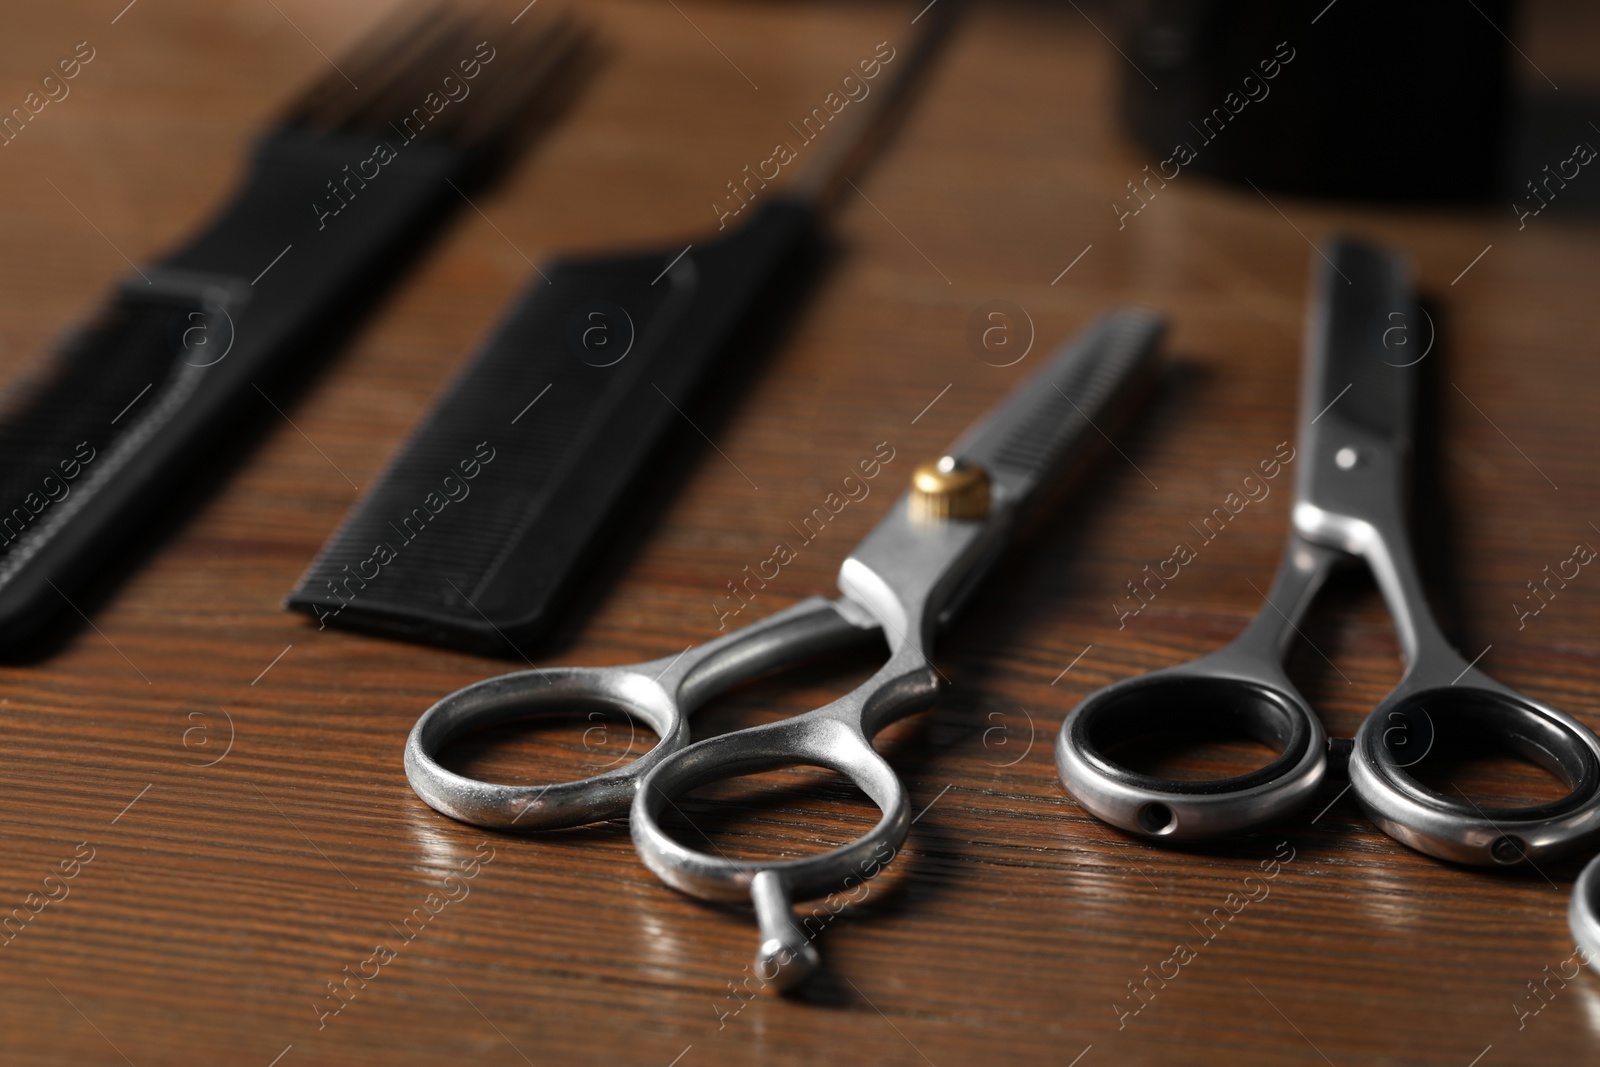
xmin=280 ymin=4 xmax=595 ymax=169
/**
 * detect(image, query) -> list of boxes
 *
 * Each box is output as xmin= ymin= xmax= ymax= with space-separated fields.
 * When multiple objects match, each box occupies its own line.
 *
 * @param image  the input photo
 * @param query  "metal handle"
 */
xmin=403 ymin=596 xmax=878 ymax=829
xmin=630 ymin=643 xmax=934 ymax=990
xmin=1056 ymin=537 xmax=1338 ymax=838
xmin=1350 ymin=672 xmax=1600 ymax=865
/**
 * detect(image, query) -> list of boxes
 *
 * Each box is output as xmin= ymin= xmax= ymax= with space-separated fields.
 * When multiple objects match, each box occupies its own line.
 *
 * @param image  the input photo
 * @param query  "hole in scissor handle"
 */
xmin=1490 ymin=835 xmax=1528 ymax=865
xmin=1136 ymin=802 xmax=1178 ymax=835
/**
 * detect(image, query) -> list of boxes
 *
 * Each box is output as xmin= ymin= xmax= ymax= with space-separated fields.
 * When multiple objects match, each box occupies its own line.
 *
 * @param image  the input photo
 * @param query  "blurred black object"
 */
xmin=287 ymin=2 xmax=967 ymax=656
xmin=1114 ymin=0 xmax=1513 ymax=201
xmin=0 ymin=7 xmax=595 ymax=658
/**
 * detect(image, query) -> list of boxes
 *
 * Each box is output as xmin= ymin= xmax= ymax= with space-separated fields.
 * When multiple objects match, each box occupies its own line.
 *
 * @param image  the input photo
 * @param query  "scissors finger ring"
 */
xmin=405 ymin=595 xmax=879 ymax=829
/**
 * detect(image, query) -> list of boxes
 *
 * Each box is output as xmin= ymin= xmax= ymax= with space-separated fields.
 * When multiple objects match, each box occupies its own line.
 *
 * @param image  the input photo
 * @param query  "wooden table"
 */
xmin=2 ymin=1 xmax=1598 ymax=1063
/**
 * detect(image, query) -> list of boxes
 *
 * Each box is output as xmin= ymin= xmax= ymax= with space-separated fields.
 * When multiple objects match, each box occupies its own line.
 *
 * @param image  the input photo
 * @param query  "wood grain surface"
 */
xmin=1 ymin=1 xmax=1598 ymax=1064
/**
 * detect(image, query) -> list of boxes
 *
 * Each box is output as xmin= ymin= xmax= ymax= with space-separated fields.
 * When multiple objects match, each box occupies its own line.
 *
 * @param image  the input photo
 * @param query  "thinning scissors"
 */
xmin=1057 ymin=238 xmax=1600 ymax=866
xmin=405 ymin=309 xmax=1163 ymax=989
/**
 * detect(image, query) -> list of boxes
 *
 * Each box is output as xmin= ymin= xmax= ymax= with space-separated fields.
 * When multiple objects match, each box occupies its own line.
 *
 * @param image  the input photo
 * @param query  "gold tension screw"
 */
xmin=909 ymin=455 xmax=991 ymax=523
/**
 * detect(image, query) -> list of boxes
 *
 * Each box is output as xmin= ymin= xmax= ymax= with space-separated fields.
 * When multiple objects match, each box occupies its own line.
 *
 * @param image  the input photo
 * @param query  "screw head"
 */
xmin=909 ymin=456 xmax=991 ymax=522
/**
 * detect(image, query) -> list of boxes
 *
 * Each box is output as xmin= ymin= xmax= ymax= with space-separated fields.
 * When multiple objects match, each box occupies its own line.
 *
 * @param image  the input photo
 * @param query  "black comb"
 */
xmin=287 ymin=1 xmax=966 ymax=655
xmin=0 ymin=4 xmax=595 ymax=650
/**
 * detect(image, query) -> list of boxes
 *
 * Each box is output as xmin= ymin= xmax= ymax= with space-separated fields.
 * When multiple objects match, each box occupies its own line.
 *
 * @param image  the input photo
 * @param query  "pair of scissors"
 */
xmin=1057 ymin=237 xmax=1600 ymax=866
xmin=406 ymin=309 xmax=1165 ymax=988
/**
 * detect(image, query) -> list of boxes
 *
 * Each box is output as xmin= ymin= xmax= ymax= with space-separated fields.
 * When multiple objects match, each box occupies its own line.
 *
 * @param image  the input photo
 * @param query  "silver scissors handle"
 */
xmin=404 ymin=594 xmax=880 ymax=830
xmin=1059 ymin=237 xmax=1600 ymax=866
xmin=629 ymin=496 xmax=1003 ymax=988
xmin=1057 ymin=533 xmax=1341 ymax=838
xmin=630 ymin=645 xmax=930 ymax=991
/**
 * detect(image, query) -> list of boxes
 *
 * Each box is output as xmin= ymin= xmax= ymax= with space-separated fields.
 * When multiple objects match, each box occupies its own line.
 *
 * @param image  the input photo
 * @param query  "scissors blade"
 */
xmin=950 ymin=308 xmax=1164 ymax=514
xmin=1300 ymin=236 xmax=1418 ymax=450
xmin=1293 ymin=237 xmax=1421 ymax=549
xmin=838 ymin=309 xmax=1163 ymax=647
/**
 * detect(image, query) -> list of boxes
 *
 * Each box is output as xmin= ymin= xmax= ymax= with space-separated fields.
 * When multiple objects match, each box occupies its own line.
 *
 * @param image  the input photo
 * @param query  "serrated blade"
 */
xmin=951 ymin=308 xmax=1164 ymax=511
